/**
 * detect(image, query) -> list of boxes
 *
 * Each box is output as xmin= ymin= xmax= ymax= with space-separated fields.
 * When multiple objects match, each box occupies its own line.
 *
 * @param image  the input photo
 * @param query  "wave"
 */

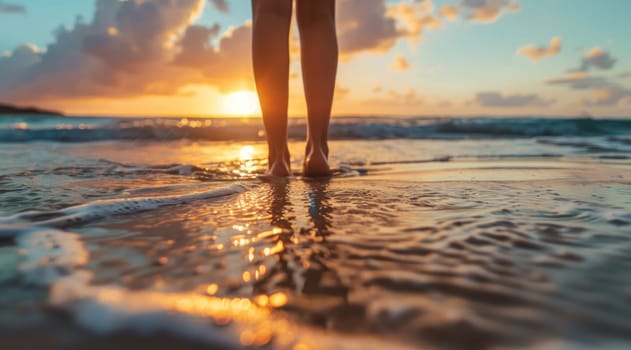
xmin=2 ymin=116 xmax=631 ymax=142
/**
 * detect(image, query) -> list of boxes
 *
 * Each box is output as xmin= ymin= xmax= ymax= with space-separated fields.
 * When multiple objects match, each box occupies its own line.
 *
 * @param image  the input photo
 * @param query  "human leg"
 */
xmin=296 ymin=0 xmax=338 ymax=177
xmin=252 ymin=0 xmax=293 ymax=176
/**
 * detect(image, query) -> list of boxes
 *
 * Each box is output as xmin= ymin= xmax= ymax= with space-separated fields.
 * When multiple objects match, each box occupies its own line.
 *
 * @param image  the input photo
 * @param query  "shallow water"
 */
xmin=1 ymin=125 xmax=631 ymax=349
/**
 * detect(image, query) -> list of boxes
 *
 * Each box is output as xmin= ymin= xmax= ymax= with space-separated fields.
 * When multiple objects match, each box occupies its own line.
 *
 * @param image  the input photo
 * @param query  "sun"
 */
xmin=221 ymin=90 xmax=261 ymax=116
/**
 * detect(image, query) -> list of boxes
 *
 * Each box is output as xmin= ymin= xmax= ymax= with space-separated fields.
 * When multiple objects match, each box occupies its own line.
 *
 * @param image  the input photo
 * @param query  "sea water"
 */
xmin=1 ymin=115 xmax=631 ymax=349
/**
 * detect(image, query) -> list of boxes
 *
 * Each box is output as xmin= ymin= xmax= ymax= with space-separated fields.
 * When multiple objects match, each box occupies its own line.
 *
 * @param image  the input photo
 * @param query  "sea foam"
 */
xmin=0 ymin=184 xmax=248 ymax=239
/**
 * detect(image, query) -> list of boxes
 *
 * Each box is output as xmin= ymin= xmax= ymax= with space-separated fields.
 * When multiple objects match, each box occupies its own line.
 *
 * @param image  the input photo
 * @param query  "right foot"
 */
xmin=303 ymin=147 xmax=332 ymax=178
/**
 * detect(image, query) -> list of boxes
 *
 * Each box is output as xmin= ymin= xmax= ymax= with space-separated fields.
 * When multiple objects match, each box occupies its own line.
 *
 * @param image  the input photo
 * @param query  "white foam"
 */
xmin=7 ymin=182 xmax=421 ymax=349
xmin=48 ymin=275 xmax=418 ymax=350
xmin=14 ymin=228 xmax=418 ymax=350
xmin=16 ymin=229 xmax=90 ymax=286
xmin=0 ymin=184 xmax=248 ymax=239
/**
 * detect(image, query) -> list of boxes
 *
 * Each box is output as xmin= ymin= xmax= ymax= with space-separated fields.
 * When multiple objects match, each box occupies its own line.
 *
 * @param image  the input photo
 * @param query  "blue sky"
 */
xmin=0 ymin=0 xmax=630 ymax=117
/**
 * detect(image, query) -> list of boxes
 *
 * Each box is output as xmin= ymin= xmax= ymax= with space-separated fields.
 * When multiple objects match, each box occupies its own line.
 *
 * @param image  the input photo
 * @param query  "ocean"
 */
xmin=1 ymin=115 xmax=631 ymax=349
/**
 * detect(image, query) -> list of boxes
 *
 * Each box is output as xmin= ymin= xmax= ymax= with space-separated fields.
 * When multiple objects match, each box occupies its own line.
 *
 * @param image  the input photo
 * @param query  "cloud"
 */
xmin=0 ymin=0 xmax=25 ymax=14
xmin=0 ymin=44 xmax=41 ymax=82
xmin=335 ymin=85 xmax=351 ymax=99
xmin=387 ymin=1 xmax=442 ymax=43
xmin=545 ymin=71 xmax=610 ymax=90
xmin=475 ymin=91 xmax=555 ymax=107
xmin=576 ymin=47 xmax=617 ymax=71
xmin=438 ymin=5 xmax=459 ymax=20
xmin=337 ymin=0 xmax=442 ymax=58
xmin=209 ymin=0 xmax=229 ymax=12
xmin=546 ymin=71 xmax=631 ymax=106
xmin=390 ymin=55 xmax=410 ymax=71
xmin=580 ymin=86 xmax=631 ymax=106
xmin=460 ymin=0 xmax=520 ymax=23
xmin=516 ymin=37 xmax=561 ymax=61
xmin=0 ymin=0 xmax=253 ymax=102
xmin=337 ymin=0 xmax=402 ymax=57
xmin=363 ymin=87 xmax=424 ymax=106
xmin=0 ymin=0 xmax=527 ymax=106
xmin=387 ymin=88 xmax=424 ymax=105
xmin=545 ymin=46 xmax=629 ymax=106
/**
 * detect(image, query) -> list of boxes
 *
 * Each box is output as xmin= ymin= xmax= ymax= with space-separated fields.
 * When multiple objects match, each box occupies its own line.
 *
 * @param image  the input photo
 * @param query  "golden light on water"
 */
xmin=239 ymin=145 xmax=256 ymax=161
xmin=263 ymin=241 xmax=285 ymax=256
xmin=206 ymin=283 xmax=219 ymax=295
xmin=238 ymin=145 xmax=258 ymax=175
xmin=269 ymin=292 xmax=288 ymax=308
xmin=222 ymin=90 xmax=261 ymax=116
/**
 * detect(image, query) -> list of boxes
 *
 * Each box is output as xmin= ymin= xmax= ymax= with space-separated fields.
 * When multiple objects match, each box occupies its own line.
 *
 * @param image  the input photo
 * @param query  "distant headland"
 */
xmin=0 ymin=103 xmax=64 ymax=116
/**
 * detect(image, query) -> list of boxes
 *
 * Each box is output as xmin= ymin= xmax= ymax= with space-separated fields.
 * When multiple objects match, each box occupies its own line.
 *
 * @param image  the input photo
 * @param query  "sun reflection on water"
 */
xmin=238 ymin=145 xmax=258 ymax=176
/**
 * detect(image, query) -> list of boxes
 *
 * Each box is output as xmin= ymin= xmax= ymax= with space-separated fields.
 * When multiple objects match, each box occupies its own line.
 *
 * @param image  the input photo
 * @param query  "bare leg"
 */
xmin=297 ymin=0 xmax=338 ymax=177
xmin=252 ymin=0 xmax=293 ymax=176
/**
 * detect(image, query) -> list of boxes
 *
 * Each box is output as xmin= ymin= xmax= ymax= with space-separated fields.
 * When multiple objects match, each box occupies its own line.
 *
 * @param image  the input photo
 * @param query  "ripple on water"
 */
xmin=4 ymin=174 xmax=631 ymax=349
xmin=51 ymin=178 xmax=629 ymax=349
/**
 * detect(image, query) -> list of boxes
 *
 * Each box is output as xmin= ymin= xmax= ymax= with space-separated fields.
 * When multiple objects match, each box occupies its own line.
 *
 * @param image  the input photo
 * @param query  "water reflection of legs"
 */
xmin=305 ymin=179 xmax=332 ymax=237
xmin=301 ymin=179 xmax=347 ymax=304
xmin=257 ymin=179 xmax=348 ymax=322
xmin=269 ymin=182 xmax=293 ymax=231
xmin=257 ymin=182 xmax=296 ymax=291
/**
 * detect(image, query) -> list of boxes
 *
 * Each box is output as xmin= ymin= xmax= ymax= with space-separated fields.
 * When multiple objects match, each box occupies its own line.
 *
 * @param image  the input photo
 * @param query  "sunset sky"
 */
xmin=1 ymin=0 xmax=630 ymax=117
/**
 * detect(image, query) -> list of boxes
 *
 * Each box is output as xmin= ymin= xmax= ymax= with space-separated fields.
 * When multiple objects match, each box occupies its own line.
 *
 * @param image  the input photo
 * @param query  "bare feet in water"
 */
xmin=266 ymin=147 xmax=292 ymax=177
xmin=303 ymin=143 xmax=332 ymax=178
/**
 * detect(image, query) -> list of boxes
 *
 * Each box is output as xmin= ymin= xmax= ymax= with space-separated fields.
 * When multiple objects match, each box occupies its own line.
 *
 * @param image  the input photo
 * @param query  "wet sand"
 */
xmin=1 ymin=139 xmax=631 ymax=349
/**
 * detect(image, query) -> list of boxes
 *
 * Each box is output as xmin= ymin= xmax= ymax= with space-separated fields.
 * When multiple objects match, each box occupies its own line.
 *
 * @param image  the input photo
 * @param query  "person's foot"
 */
xmin=267 ymin=158 xmax=292 ymax=177
xmin=305 ymin=140 xmax=329 ymax=159
xmin=266 ymin=147 xmax=292 ymax=177
xmin=303 ymin=147 xmax=332 ymax=178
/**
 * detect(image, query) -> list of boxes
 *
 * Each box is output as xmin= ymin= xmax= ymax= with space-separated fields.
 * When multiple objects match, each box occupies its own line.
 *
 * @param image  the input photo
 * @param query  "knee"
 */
xmin=253 ymin=0 xmax=292 ymax=19
xmin=297 ymin=0 xmax=336 ymax=28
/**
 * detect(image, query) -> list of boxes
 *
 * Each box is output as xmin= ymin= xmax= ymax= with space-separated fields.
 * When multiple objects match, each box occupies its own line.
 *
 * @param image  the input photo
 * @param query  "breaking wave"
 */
xmin=2 ymin=115 xmax=631 ymax=142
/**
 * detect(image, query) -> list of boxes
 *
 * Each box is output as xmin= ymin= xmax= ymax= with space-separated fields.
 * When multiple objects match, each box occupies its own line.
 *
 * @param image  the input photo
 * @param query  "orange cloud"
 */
xmin=461 ymin=0 xmax=520 ymax=23
xmin=390 ymin=55 xmax=411 ymax=71
xmin=387 ymin=1 xmax=442 ymax=44
xmin=0 ymin=0 xmax=526 ymax=114
xmin=438 ymin=5 xmax=460 ymax=21
xmin=517 ymin=37 xmax=562 ymax=61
